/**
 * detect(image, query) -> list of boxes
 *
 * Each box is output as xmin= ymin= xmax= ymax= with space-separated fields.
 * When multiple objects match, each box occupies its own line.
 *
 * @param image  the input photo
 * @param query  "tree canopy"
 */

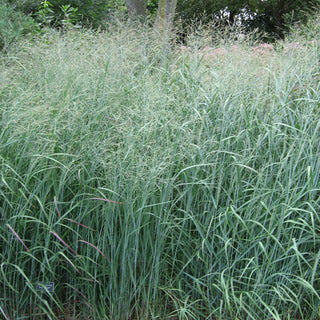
xmin=6 ymin=0 xmax=320 ymax=40
xmin=176 ymin=0 xmax=320 ymax=38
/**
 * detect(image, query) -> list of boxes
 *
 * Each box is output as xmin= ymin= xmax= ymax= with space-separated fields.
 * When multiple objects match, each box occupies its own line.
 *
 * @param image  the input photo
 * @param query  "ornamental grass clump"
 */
xmin=0 ymin=16 xmax=320 ymax=319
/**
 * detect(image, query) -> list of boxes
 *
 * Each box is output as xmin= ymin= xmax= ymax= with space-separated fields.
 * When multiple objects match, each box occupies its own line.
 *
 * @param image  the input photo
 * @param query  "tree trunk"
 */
xmin=229 ymin=10 xmax=236 ymax=25
xmin=272 ymin=0 xmax=289 ymax=38
xmin=273 ymin=1 xmax=283 ymax=37
xmin=126 ymin=0 xmax=148 ymax=18
xmin=155 ymin=0 xmax=178 ymax=36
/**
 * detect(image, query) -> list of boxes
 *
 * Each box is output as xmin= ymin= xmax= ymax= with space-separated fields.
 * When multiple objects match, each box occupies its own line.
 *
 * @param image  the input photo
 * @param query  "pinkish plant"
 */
xmin=6 ymin=224 xmax=30 ymax=252
xmin=253 ymin=43 xmax=274 ymax=56
xmin=199 ymin=47 xmax=227 ymax=61
xmin=79 ymin=240 xmax=108 ymax=260
xmin=50 ymin=230 xmax=77 ymax=255
xmin=284 ymin=42 xmax=305 ymax=54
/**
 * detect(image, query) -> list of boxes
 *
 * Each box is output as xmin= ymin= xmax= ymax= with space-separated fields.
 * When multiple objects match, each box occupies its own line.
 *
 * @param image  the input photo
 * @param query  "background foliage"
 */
xmin=0 ymin=0 xmax=35 ymax=50
xmin=1 ymin=0 xmax=320 ymax=41
xmin=176 ymin=0 xmax=320 ymax=39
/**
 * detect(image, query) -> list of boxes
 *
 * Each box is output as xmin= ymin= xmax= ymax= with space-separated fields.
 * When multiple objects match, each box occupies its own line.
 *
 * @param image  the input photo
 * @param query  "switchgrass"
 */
xmin=0 ymin=17 xmax=320 ymax=319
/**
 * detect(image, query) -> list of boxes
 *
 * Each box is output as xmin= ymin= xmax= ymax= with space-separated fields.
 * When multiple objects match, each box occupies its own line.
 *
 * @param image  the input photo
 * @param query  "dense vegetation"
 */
xmin=176 ymin=0 xmax=320 ymax=38
xmin=2 ymin=0 xmax=320 ymax=41
xmin=0 ymin=0 xmax=34 ymax=50
xmin=0 ymin=1 xmax=320 ymax=320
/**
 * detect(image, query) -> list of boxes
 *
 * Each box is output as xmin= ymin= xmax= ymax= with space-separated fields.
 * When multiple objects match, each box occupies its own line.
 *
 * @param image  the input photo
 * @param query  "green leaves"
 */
xmin=0 ymin=1 xmax=35 ymax=51
xmin=37 ymin=0 xmax=54 ymax=27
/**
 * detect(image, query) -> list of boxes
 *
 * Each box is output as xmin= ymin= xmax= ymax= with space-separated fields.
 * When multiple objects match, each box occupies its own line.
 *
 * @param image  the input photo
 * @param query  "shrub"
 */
xmin=0 ymin=0 xmax=35 ymax=50
xmin=7 ymin=0 xmax=116 ymax=29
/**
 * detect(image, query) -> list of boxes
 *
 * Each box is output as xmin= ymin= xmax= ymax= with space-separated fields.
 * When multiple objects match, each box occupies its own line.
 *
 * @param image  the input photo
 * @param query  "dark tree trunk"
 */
xmin=126 ymin=0 xmax=148 ymax=18
xmin=229 ymin=10 xmax=236 ymax=25
xmin=272 ymin=0 xmax=288 ymax=38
